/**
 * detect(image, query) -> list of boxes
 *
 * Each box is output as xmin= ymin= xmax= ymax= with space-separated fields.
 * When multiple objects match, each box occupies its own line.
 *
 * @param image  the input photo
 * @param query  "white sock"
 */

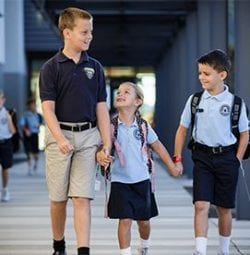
xmin=195 ymin=237 xmax=207 ymax=255
xmin=120 ymin=246 xmax=132 ymax=255
xmin=219 ymin=235 xmax=230 ymax=253
xmin=140 ymin=238 xmax=150 ymax=248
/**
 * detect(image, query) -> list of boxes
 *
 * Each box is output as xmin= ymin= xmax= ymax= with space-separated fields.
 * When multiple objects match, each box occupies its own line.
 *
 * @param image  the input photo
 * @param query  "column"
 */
xmin=234 ymin=0 xmax=250 ymax=220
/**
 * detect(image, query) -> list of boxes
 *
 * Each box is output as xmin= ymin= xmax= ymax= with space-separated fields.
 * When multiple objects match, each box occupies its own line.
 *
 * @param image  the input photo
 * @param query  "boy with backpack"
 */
xmin=173 ymin=49 xmax=249 ymax=255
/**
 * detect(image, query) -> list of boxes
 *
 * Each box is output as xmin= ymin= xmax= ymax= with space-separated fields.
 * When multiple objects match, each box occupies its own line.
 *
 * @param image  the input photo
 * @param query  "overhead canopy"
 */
xmin=28 ymin=0 xmax=197 ymax=67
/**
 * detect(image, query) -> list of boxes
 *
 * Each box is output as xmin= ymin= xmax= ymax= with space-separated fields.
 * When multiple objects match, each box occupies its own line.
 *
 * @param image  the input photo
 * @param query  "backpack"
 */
xmin=188 ymin=91 xmax=250 ymax=160
xmin=101 ymin=115 xmax=155 ymax=189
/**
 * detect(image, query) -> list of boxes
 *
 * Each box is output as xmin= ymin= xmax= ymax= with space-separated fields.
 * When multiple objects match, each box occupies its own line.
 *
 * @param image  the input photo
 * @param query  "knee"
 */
xmin=216 ymin=206 xmax=231 ymax=217
xmin=119 ymin=219 xmax=132 ymax=229
xmin=194 ymin=201 xmax=210 ymax=215
xmin=72 ymin=197 xmax=90 ymax=208
xmin=137 ymin=220 xmax=150 ymax=230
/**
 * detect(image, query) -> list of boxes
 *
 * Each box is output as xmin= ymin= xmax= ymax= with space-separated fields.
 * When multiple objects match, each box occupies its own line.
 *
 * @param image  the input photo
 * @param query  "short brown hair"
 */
xmin=58 ymin=7 xmax=93 ymax=37
xmin=197 ymin=49 xmax=231 ymax=73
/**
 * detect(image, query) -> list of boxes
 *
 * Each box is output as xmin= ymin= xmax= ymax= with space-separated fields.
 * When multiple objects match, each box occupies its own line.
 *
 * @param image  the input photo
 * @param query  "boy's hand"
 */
xmin=168 ymin=162 xmax=183 ymax=177
xmin=96 ymin=147 xmax=112 ymax=168
xmin=57 ymin=137 xmax=74 ymax=154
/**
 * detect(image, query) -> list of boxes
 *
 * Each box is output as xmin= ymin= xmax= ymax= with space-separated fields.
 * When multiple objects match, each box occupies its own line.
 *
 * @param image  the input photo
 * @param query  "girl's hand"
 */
xmin=169 ymin=162 xmax=183 ymax=177
xmin=96 ymin=147 xmax=112 ymax=167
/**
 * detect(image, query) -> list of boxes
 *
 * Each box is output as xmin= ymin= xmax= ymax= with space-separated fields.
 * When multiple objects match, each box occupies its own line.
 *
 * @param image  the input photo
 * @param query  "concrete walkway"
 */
xmin=0 ymin=152 xmax=249 ymax=255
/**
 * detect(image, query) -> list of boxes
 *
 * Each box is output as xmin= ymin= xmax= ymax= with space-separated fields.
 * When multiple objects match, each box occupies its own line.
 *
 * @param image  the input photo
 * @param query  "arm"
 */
xmin=174 ymin=124 xmax=188 ymax=156
xmin=236 ymin=130 xmax=249 ymax=160
xmin=96 ymin=102 xmax=111 ymax=153
xmin=150 ymin=140 xmax=181 ymax=177
xmin=7 ymin=112 xmax=16 ymax=135
xmin=173 ymin=124 xmax=188 ymax=172
xmin=20 ymin=116 xmax=31 ymax=137
xmin=41 ymin=100 xmax=73 ymax=154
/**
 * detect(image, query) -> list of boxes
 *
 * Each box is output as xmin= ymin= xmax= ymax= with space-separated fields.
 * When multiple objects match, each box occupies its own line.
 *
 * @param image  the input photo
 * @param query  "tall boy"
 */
xmin=174 ymin=49 xmax=249 ymax=255
xmin=39 ymin=7 xmax=111 ymax=255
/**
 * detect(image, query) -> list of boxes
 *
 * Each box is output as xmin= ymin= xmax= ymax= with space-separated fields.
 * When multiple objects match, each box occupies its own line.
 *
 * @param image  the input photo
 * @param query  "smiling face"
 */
xmin=115 ymin=83 xmax=143 ymax=112
xmin=63 ymin=18 xmax=93 ymax=52
xmin=198 ymin=63 xmax=227 ymax=93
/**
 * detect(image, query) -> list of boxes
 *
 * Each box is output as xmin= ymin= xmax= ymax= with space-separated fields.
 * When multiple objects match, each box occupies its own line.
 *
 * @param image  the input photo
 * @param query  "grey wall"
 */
xmin=3 ymin=0 xmax=27 ymax=119
xmin=234 ymin=0 xmax=250 ymax=220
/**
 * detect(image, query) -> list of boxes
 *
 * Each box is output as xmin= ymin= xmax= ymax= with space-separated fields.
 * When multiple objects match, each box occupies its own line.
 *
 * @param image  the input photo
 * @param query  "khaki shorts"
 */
xmin=44 ymin=124 xmax=101 ymax=201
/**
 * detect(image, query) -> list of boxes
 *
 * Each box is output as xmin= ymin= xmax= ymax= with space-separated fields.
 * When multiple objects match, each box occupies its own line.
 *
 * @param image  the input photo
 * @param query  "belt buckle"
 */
xmin=72 ymin=124 xmax=81 ymax=132
xmin=88 ymin=122 xmax=92 ymax=129
xmin=212 ymin=146 xmax=223 ymax=154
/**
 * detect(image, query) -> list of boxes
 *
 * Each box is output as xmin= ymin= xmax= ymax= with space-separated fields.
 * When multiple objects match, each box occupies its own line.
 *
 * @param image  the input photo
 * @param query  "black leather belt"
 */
xmin=0 ymin=138 xmax=11 ymax=144
xmin=60 ymin=121 xmax=96 ymax=132
xmin=193 ymin=142 xmax=236 ymax=154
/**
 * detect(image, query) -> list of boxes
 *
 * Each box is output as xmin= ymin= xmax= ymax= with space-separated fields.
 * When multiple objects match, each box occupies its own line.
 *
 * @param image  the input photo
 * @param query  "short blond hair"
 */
xmin=58 ymin=7 xmax=93 ymax=37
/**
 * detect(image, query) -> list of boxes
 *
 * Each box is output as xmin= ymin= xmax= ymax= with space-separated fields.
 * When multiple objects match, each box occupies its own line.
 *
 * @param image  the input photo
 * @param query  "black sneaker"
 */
xmin=52 ymin=251 xmax=67 ymax=255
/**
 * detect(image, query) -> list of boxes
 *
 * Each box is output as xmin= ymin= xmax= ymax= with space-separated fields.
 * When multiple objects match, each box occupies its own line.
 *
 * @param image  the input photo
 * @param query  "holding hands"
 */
xmin=96 ymin=145 xmax=113 ymax=169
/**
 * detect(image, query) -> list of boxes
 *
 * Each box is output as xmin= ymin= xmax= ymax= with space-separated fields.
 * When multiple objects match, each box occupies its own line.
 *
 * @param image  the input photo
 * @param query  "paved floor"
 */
xmin=0 ymin=152 xmax=249 ymax=255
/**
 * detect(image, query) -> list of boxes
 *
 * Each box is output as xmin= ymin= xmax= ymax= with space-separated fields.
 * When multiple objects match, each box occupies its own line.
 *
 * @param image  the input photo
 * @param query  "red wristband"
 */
xmin=172 ymin=155 xmax=182 ymax=163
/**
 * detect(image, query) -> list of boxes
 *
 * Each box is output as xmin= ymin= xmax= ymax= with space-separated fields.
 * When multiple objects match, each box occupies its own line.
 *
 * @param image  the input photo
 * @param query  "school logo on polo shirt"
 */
xmin=133 ymin=128 xmax=142 ymax=140
xmin=83 ymin=67 xmax=95 ymax=79
xmin=220 ymin=104 xmax=230 ymax=116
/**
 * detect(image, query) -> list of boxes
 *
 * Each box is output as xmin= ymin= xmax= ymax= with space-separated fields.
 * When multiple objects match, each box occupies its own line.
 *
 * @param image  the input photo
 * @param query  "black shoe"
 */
xmin=52 ymin=251 xmax=67 ymax=255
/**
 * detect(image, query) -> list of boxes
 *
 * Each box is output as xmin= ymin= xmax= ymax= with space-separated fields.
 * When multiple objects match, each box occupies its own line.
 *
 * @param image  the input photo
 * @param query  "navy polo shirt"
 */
xmin=39 ymin=50 xmax=107 ymax=122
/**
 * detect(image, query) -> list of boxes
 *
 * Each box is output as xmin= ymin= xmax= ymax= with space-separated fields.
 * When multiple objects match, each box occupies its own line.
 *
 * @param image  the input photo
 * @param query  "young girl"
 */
xmin=97 ymin=82 xmax=182 ymax=255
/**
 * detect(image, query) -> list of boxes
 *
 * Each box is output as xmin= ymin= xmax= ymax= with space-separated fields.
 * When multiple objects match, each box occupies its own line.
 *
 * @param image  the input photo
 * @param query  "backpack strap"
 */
xmin=110 ymin=116 xmax=125 ymax=167
xmin=190 ymin=91 xmax=203 ymax=136
xmin=231 ymin=95 xmax=242 ymax=138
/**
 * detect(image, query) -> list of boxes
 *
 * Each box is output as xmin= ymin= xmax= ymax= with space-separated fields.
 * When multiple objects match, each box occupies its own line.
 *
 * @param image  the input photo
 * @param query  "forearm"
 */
xmin=41 ymin=101 xmax=65 ymax=143
xmin=7 ymin=113 xmax=16 ymax=134
xmin=96 ymin=102 xmax=111 ymax=150
xmin=151 ymin=140 xmax=175 ymax=169
xmin=174 ymin=125 xmax=187 ymax=156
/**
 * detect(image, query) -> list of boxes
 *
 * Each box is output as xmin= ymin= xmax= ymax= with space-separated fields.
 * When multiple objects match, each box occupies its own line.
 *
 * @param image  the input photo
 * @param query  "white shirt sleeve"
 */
xmin=239 ymin=100 xmax=249 ymax=133
xmin=147 ymin=123 xmax=158 ymax=144
xmin=180 ymin=95 xmax=193 ymax=128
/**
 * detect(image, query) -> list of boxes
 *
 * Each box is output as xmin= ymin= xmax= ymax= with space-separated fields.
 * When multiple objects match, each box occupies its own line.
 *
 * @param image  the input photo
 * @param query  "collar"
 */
xmin=55 ymin=49 xmax=89 ymax=64
xmin=118 ymin=117 xmax=137 ymax=128
xmin=203 ymin=84 xmax=230 ymax=101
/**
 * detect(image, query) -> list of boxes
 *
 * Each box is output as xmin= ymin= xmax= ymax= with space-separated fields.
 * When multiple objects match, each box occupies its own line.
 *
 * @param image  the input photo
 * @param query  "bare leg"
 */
xmin=118 ymin=218 xmax=132 ymax=249
xmin=137 ymin=220 xmax=150 ymax=240
xmin=193 ymin=201 xmax=210 ymax=254
xmin=194 ymin=201 xmax=210 ymax=237
xmin=216 ymin=206 xmax=232 ymax=236
xmin=50 ymin=200 xmax=67 ymax=240
xmin=72 ymin=197 xmax=91 ymax=247
xmin=2 ymin=168 xmax=9 ymax=188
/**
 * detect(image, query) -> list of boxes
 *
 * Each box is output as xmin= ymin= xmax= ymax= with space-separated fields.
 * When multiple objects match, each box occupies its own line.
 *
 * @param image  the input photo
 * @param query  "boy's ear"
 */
xmin=63 ymin=28 xmax=71 ymax=39
xmin=220 ymin=70 xmax=227 ymax=80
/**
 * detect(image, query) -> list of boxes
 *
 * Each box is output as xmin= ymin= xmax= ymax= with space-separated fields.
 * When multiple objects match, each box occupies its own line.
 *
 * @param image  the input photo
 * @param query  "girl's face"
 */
xmin=115 ymin=84 xmax=142 ymax=110
xmin=64 ymin=18 xmax=93 ymax=52
xmin=198 ymin=63 xmax=227 ymax=93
